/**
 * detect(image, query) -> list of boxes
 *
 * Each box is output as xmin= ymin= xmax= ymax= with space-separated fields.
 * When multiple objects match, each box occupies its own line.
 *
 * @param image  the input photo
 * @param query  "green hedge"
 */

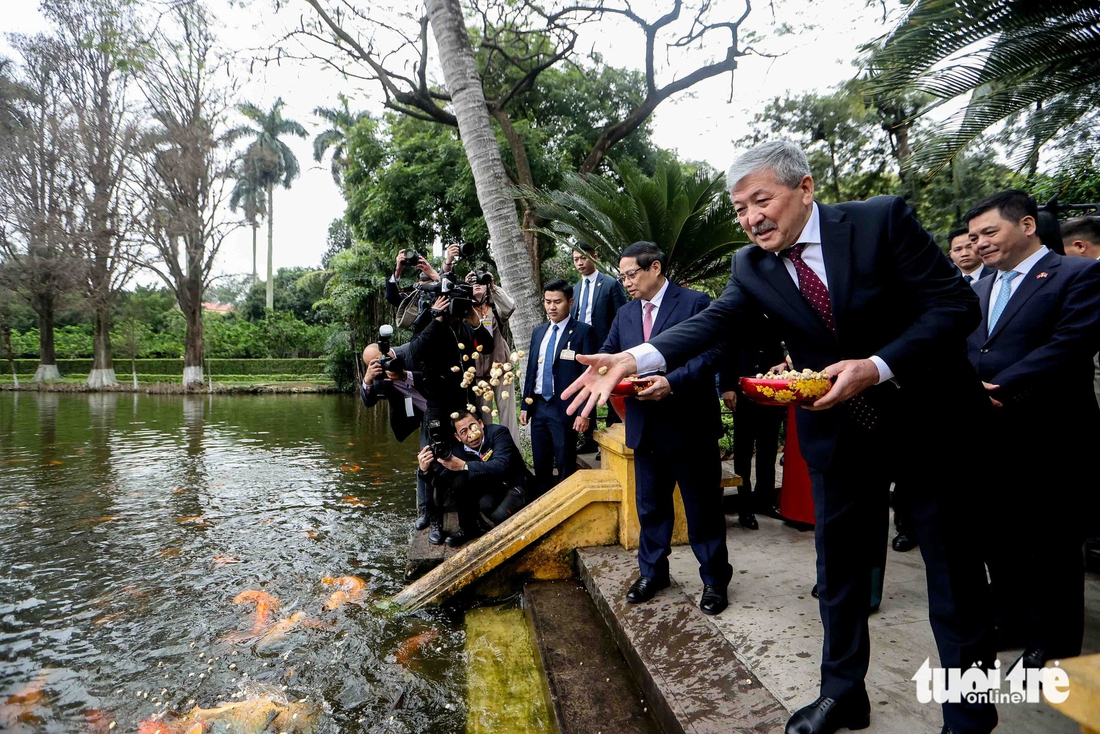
xmin=8 ymin=358 xmax=327 ymax=376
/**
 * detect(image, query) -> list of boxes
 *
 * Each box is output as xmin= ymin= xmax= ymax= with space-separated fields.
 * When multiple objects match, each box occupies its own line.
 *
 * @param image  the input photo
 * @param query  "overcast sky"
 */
xmin=3 ymin=0 xmax=901 ymax=282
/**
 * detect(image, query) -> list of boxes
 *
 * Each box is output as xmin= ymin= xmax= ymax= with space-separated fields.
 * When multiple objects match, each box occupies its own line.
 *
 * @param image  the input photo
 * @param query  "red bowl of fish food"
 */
xmin=739 ymin=370 xmax=832 ymax=406
xmin=611 ymin=375 xmax=658 ymax=395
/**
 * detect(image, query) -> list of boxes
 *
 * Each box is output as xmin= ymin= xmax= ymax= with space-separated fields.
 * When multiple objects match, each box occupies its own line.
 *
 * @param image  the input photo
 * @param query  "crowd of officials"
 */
xmin=361 ymin=139 xmax=1100 ymax=734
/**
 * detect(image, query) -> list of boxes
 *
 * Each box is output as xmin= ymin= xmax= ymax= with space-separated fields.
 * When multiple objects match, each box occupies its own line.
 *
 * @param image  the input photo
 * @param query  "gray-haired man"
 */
xmin=564 ymin=140 xmax=997 ymax=734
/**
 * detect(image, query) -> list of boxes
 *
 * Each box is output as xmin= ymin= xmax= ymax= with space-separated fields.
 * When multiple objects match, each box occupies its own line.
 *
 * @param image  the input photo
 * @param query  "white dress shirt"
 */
xmin=535 ymin=316 xmax=571 ymax=395
xmin=630 ymin=204 xmax=893 ymax=382
xmin=988 ymin=246 xmax=1049 ymax=332
xmin=578 ymin=272 xmax=599 ymax=325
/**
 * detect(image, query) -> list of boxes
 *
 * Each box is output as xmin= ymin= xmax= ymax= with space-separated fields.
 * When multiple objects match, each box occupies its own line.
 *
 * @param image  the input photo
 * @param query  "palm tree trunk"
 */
xmin=266 ymin=181 xmax=274 ymax=310
xmin=252 ymin=222 xmax=258 ymax=281
xmin=425 ymin=0 xmax=542 ymax=352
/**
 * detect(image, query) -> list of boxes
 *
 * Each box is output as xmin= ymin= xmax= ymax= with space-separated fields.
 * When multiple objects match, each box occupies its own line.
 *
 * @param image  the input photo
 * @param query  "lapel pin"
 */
xmin=1036 ymin=272 xmax=1048 ymax=279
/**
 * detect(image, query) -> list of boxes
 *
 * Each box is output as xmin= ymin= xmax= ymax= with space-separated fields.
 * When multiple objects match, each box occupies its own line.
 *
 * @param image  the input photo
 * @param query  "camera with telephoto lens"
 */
xmin=469 ymin=270 xmax=492 ymax=286
xmin=401 ymin=249 xmax=421 ymax=268
xmin=427 ymin=419 xmax=453 ymax=461
xmin=452 ymin=242 xmax=476 ymax=259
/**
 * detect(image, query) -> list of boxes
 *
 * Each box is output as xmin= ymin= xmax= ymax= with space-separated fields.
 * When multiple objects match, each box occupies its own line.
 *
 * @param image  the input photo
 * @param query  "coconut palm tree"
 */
xmin=230 ymin=98 xmax=307 ymax=309
xmin=229 ymin=149 xmax=268 ymax=282
xmin=865 ymin=0 xmax=1100 ymax=173
xmin=522 ymin=159 xmax=748 ymax=286
xmin=312 ymin=93 xmax=370 ymax=187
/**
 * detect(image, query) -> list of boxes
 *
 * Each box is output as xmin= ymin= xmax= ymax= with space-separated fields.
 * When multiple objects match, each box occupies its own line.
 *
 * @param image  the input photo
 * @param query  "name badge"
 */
xmin=560 ymin=349 xmax=576 ymax=361
xmin=404 ymin=396 xmax=415 ymax=418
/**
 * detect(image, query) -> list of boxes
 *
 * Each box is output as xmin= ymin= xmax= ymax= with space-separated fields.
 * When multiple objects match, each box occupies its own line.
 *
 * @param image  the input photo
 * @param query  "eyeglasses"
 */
xmin=617 ymin=266 xmax=649 ymax=284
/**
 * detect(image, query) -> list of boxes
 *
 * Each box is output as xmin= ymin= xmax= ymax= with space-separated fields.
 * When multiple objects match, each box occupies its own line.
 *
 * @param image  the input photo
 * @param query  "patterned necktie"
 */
xmin=783 ymin=243 xmax=877 ymax=430
xmin=783 ymin=243 xmax=835 ymax=331
xmin=541 ymin=324 xmax=559 ymax=398
xmin=989 ymin=270 xmax=1020 ymax=331
xmin=642 ymin=302 xmax=656 ymax=342
xmin=578 ymin=278 xmax=591 ymax=324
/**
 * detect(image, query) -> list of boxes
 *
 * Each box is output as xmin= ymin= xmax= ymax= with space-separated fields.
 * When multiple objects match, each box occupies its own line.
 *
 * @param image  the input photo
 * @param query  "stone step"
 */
xmin=524 ymin=580 xmax=662 ymax=734
xmin=576 ymin=546 xmax=788 ymax=734
xmin=404 ymin=511 xmax=461 ymax=580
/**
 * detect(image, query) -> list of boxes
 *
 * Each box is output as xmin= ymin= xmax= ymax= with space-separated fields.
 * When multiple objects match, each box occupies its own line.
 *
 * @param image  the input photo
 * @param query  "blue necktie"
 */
xmin=578 ymin=278 xmax=591 ymax=324
xmin=541 ymin=324 xmax=559 ymax=398
xmin=989 ymin=271 xmax=1020 ymax=331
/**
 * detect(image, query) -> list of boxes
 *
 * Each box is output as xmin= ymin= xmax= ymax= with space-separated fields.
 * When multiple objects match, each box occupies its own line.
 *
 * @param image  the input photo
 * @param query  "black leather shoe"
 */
xmin=785 ymin=693 xmax=870 ymax=734
xmin=891 ymin=532 xmax=917 ymax=552
xmin=625 ymin=576 xmax=669 ymax=604
xmin=699 ymin=585 xmax=728 ymax=615
xmin=739 ymin=512 xmax=759 ymax=530
xmin=428 ymin=518 xmax=445 ymax=545
xmin=444 ymin=528 xmax=474 ymax=548
xmin=811 ymin=584 xmax=819 ymax=598
xmin=1010 ymin=647 xmax=1048 ymax=674
xmin=414 ymin=506 xmax=431 ymax=531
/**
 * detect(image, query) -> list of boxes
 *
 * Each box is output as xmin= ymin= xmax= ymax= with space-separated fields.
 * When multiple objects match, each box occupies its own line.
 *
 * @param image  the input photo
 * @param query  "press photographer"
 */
xmin=360 ymin=327 xmax=431 ymax=531
xmin=389 ymin=248 xmax=446 ymax=334
xmin=416 ymin=410 xmax=531 ymax=547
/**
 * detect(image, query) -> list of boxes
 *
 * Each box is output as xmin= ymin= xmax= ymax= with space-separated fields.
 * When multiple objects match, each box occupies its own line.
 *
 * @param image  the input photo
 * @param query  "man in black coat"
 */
xmin=521 ymin=279 xmax=598 ymax=494
xmin=965 ymin=191 xmax=1100 ymax=671
xmin=417 ymin=410 xmax=531 ymax=546
xmin=565 ymin=141 xmax=998 ymax=734
xmin=572 ymin=242 xmax=629 ymax=451
xmin=360 ymin=342 xmax=429 ymax=529
xmin=718 ymin=319 xmax=786 ymax=530
xmin=600 ymin=241 xmax=732 ymax=617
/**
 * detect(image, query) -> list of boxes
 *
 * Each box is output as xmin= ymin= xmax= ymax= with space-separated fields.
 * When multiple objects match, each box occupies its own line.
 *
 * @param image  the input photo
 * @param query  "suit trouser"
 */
xmin=733 ymin=394 xmax=783 ymax=510
xmin=416 ymin=422 xmax=430 ymax=511
xmin=634 ymin=440 xmax=733 ymax=588
xmin=811 ymin=424 xmax=996 ymax=733
xmin=531 ymin=396 xmax=577 ymax=494
xmin=985 ymin=455 xmax=1086 ymax=660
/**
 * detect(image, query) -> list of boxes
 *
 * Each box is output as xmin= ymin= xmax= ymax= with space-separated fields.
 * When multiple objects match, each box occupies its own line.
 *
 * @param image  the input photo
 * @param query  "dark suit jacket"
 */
xmin=960 ymin=265 xmax=995 ymax=286
xmin=649 ymin=197 xmax=988 ymax=470
xmin=967 ymin=250 xmax=1100 ymax=425
xmin=406 ymin=317 xmax=494 ymax=414
xmin=424 ymin=423 xmax=529 ymax=492
xmin=602 ymin=281 xmax=723 ymax=450
xmin=572 ymin=271 xmax=628 ymax=349
xmin=522 ymin=319 xmax=598 ymax=417
xmin=360 ymin=374 xmax=424 ymax=442
xmin=718 ymin=314 xmax=786 ymax=392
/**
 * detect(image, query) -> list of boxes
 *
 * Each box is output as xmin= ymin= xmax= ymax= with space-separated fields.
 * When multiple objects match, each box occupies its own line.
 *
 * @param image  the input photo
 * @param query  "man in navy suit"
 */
xmin=966 ymin=191 xmax=1100 ymax=672
xmin=599 ymin=241 xmax=732 ymax=617
xmin=572 ymin=242 xmax=629 ymax=451
xmin=948 ymin=226 xmax=994 ymax=286
xmin=521 ymin=279 xmax=597 ymax=494
xmin=566 ymin=141 xmax=998 ymax=734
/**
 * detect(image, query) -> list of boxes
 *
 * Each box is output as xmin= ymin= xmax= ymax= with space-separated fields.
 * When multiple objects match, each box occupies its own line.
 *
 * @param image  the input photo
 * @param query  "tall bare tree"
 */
xmin=137 ymin=1 xmax=238 ymax=388
xmin=288 ymin=0 xmax=755 ymax=352
xmin=47 ymin=0 xmax=143 ymax=388
xmin=0 ymin=35 xmax=76 ymax=383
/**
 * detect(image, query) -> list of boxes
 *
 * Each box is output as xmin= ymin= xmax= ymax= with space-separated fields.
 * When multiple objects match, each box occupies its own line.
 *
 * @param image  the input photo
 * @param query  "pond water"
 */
xmin=0 ymin=391 xmax=466 ymax=733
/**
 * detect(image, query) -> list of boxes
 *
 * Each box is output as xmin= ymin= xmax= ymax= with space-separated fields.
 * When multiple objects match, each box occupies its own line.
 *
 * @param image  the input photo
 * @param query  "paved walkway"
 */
xmin=664 ymin=510 xmax=1100 ymax=733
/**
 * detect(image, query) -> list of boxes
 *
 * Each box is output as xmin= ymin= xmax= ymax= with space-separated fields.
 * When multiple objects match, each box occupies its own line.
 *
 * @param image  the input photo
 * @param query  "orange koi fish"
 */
xmin=320 ymin=576 xmax=368 ymax=610
xmin=232 ymin=590 xmax=280 ymax=633
xmin=396 ymin=629 xmax=440 ymax=666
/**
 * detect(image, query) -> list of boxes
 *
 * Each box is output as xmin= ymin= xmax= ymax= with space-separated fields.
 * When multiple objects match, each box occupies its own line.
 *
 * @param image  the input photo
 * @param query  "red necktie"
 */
xmin=642 ymin=302 xmax=655 ymax=342
xmin=783 ymin=243 xmax=835 ymax=332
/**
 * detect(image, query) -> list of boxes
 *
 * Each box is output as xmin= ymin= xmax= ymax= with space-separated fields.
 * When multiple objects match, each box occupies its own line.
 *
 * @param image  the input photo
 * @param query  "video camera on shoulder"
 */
xmin=426 ymin=419 xmax=453 ymax=460
xmin=423 ymin=273 xmax=475 ymax=318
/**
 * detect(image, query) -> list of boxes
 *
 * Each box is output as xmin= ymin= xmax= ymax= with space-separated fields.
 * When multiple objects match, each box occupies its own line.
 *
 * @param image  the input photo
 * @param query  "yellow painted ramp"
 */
xmin=392 ymin=469 xmax=622 ymax=612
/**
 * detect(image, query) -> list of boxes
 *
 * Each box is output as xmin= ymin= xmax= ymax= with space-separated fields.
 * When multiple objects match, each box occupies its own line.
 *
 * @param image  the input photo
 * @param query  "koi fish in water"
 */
xmin=138 ymin=695 xmax=319 ymax=734
xmin=396 ymin=629 xmax=440 ymax=666
xmin=232 ymin=590 xmax=280 ymax=634
xmin=0 ymin=672 xmax=48 ymax=729
xmin=255 ymin=611 xmax=307 ymax=650
xmin=320 ymin=575 xmax=368 ymax=610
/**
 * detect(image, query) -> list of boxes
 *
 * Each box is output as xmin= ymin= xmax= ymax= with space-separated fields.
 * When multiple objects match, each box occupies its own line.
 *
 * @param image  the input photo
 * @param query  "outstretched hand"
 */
xmin=562 ymin=352 xmax=637 ymax=418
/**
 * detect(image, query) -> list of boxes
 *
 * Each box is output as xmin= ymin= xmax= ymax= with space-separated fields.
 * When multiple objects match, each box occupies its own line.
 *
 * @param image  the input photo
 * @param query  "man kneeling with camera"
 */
xmin=416 ymin=409 xmax=531 ymax=547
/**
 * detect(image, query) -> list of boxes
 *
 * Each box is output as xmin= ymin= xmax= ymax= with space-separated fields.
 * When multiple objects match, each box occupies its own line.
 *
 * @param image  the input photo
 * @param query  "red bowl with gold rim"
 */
xmin=739 ymin=376 xmax=832 ymax=406
xmin=607 ymin=376 xmax=658 ymax=420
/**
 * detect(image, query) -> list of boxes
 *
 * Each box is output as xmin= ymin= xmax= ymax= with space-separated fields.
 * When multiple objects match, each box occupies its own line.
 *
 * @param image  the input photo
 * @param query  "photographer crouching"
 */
xmin=404 ymin=275 xmax=495 ymax=544
xmin=361 ymin=326 xmax=431 ymax=531
xmin=416 ymin=409 xmax=531 ymax=547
